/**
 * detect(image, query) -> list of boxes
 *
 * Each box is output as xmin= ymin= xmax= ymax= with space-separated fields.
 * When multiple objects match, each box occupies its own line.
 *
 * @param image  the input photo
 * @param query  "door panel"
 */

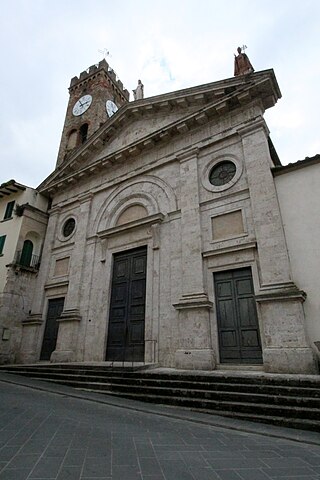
xmin=106 ymin=246 xmax=147 ymax=362
xmin=214 ymin=268 xmax=262 ymax=364
xmin=40 ymin=298 xmax=64 ymax=361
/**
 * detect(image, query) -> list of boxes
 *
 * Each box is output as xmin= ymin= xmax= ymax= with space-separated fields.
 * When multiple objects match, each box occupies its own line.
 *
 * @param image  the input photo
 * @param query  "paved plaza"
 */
xmin=0 ymin=372 xmax=319 ymax=480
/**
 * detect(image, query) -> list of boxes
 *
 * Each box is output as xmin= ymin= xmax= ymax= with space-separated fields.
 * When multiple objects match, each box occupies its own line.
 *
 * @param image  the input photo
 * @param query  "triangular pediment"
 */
xmin=38 ymin=69 xmax=280 ymax=195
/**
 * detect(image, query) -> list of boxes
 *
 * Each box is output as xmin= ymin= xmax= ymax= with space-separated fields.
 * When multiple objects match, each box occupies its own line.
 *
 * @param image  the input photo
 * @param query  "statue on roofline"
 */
xmin=234 ymin=46 xmax=254 ymax=76
xmin=133 ymin=79 xmax=144 ymax=100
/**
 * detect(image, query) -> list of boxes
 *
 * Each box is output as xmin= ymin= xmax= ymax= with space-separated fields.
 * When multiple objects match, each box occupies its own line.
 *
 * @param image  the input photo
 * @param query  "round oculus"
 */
xmin=72 ymin=95 xmax=92 ymax=116
xmin=106 ymin=99 xmax=118 ymax=117
xmin=209 ymin=161 xmax=236 ymax=186
xmin=62 ymin=218 xmax=76 ymax=237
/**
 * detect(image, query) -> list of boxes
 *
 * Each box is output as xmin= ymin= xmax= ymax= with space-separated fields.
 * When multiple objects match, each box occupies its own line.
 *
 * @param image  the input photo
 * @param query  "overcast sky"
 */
xmin=1 ymin=0 xmax=319 ymax=188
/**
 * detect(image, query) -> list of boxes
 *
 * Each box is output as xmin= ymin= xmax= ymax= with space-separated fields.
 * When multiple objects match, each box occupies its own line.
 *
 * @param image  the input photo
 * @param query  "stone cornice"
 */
xmin=98 ymin=213 xmax=164 ymax=239
xmin=44 ymin=280 xmax=69 ymax=290
xmin=202 ymin=241 xmax=257 ymax=258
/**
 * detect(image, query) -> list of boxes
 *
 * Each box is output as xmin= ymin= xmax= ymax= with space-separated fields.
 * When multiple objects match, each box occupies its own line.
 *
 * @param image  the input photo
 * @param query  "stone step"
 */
xmin=78 ymin=388 xmax=320 ymax=424
xmin=9 ymin=374 xmax=320 ymax=421
xmin=2 ymin=364 xmax=320 ymax=388
xmin=2 ymin=365 xmax=320 ymax=431
xmin=6 ymin=372 xmax=320 ymax=407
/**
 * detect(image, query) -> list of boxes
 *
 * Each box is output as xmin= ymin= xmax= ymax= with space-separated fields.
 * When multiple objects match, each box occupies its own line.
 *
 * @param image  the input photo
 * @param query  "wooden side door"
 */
xmin=214 ymin=268 xmax=262 ymax=364
xmin=40 ymin=298 xmax=64 ymax=361
xmin=106 ymin=246 xmax=147 ymax=362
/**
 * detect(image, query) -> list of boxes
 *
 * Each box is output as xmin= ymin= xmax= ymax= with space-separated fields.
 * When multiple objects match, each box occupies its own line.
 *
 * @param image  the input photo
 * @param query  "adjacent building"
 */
xmin=0 ymin=180 xmax=48 ymax=363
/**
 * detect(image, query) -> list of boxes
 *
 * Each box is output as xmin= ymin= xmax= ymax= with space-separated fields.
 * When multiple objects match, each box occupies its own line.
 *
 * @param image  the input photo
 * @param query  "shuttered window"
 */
xmin=0 ymin=235 xmax=6 ymax=255
xmin=4 ymin=201 xmax=15 ymax=220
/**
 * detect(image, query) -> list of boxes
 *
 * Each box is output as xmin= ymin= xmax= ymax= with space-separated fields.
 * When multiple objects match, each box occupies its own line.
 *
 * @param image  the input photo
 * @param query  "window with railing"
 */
xmin=14 ymin=247 xmax=40 ymax=270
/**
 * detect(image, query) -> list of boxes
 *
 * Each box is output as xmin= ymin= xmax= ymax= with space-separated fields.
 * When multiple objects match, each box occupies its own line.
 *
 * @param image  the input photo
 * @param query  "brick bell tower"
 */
xmin=56 ymin=59 xmax=130 ymax=167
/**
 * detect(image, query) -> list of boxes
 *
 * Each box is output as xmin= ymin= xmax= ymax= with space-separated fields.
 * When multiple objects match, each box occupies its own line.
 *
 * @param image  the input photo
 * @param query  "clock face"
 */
xmin=72 ymin=95 xmax=92 ymax=116
xmin=106 ymin=100 xmax=118 ymax=117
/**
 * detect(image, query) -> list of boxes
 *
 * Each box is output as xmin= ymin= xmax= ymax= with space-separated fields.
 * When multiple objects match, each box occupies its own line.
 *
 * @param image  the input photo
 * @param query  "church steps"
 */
xmin=28 ymin=377 xmax=320 ymax=410
xmin=73 ymin=387 xmax=320 ymax=428
xmin=2 ymin=364 xmax=320 ymax=388
xmin=2 ymin=369 xmax=319 ymax=401
xmin=1 ymin=365 xmax=320 ymax=430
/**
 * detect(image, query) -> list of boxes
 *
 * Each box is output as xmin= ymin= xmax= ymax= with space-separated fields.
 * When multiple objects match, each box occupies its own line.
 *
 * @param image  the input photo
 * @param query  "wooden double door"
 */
xmin=106 ymin=246 xmax=147 ymax=362
xmin=214 ymin=268 xmax=262 ymax=364
xmin=40 ymin=298 xmax=64 ymax=361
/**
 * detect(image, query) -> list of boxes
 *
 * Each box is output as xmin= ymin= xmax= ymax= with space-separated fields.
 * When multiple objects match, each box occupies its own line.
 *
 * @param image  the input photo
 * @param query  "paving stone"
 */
xmin=189 ymin=466 xmax=221 ymax=479
xmin=237 ymin=470 xmax=272 ymax=479
xmin=209 ymin=458 xmax=265 ymax=469
xmin=141 ymin=476 xmax=165 ymax=480
xmin=6 ymin=454 xmax=39 ymax=469
xmin=134 ymin=442 xmax=156 ymax=458
xmin=82 ymin=457 xmax=111 ymax=477
xmin=29 ymin=456 xmax=64 ymax=478
xmin=215 ymin=472 xmax=243 ymax=480
xmin=158 ymin=459 xmax=195 ymax=480
xmin=44 ymin=445 xmax=69 ymax=457
xmin=111 ymin=465 xmax=142 ymax=480
xmin=0 ymin=446 xmax=21 ymax=461
xmin=62 ymin=449 xmax=85 ymax=467
xmin=139 ymin=457 xmax=163 ymax=476
xmin=0 ymin=378 xmax=320 ymax=480
xmin=0 ymin=469 xmax=33 ymax=480
xmin=261 ymin=457 xmax=310 ymax=468
xmin=261 ymin=466 xmax=316 ymax=477
xmin=56 ymin=466 xmax=82 ymax=480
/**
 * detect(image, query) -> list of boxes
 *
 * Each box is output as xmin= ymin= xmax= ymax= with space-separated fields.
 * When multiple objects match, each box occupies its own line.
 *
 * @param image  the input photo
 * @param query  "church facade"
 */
xmin=15 ymin=59 xmax=317 ymax=374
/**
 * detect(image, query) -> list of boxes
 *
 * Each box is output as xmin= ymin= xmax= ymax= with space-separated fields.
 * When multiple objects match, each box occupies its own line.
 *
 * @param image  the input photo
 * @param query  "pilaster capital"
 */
xmin=176 ymin=147 xmax=199 ymax=163
xmin=48 ymin=205 xmax=61 ymax=216
xmin=237 ymin=117 xmax=269 ymax=139
xmin=77 ymin=192 xmax=94 ymax=205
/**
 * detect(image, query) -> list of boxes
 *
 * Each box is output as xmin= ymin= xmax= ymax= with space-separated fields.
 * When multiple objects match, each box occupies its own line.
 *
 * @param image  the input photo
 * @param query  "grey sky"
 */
xmin=1 ymin=0 xmax=319 ymax=187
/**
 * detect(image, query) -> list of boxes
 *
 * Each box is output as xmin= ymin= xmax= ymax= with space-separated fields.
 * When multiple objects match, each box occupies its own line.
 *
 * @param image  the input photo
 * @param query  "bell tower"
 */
xmin=56 ymin=59 xmax=130 ymax=167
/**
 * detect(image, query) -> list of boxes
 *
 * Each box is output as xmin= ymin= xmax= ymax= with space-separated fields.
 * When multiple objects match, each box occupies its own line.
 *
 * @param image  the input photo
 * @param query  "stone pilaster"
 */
xmin=51 ymin=194 xmax=92 ymax=362
xmin=174 ymin=149 xmax=215 ymax=370
xmin=30 ymin=206 xmax=61 ymax=315
xmin=239 ymin=120 xmax=316 ymax=373
xmin=20 ymin=208 xmax=61 ymax=363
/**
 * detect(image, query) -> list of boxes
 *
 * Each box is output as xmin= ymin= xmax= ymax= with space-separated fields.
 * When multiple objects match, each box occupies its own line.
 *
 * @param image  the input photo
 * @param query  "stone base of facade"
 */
xmin=263 ymin=347 xmax=317 ymax=374
xmin=0 ymin=353 xmax=15 ymax=365
xmin=175 ymin=348 xmax=216 ymax=370
xmin=17 ymin=351 xmax=39 ymax=364
xmin=50 ymin=349 xmax=76 ymax=363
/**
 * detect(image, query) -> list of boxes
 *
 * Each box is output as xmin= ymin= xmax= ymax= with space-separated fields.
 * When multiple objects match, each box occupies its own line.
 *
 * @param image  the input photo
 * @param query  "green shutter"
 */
xmin=4 ymin=201 xmax=15 ymax=220
xmin=0 ymin=235 xmax=6 ymax=255
xmin=20 ymin=240 xmax=33 ymax=266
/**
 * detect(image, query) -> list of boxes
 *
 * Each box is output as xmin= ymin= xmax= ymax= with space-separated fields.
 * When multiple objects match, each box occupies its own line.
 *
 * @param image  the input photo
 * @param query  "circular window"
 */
xmin=209 ymin=161 xmax=236 ymax=186
xmin=62 ymin=218 xmax=76 ymax=237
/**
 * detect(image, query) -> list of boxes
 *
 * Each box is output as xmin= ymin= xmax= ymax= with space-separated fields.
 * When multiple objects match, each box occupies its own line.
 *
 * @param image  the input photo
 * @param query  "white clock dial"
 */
xmin=106 ymin=100 xmax=118 ymax=117
xmin=72 ymin=95 xmax=92 ymax=116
